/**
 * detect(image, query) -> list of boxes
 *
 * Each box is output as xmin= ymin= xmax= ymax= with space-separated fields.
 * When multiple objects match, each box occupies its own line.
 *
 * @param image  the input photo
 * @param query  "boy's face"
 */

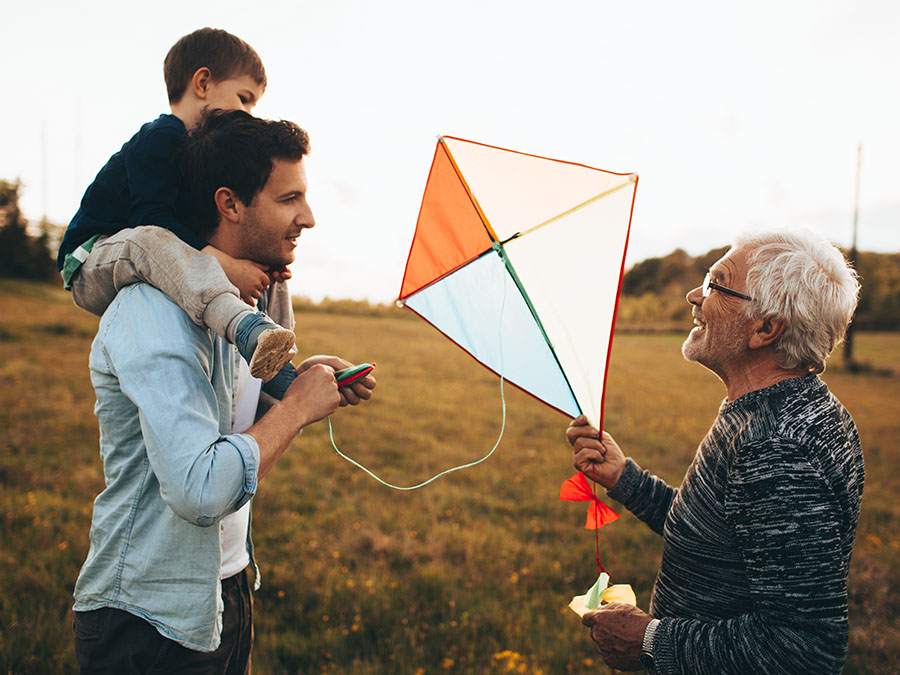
xmin=204 ymin=74 xmax=264 ymax=115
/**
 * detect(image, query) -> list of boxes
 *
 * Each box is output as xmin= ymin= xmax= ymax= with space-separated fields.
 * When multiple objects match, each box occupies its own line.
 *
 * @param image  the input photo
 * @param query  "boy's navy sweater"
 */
xmin=58 ymin=114 xmax=205 ymax=268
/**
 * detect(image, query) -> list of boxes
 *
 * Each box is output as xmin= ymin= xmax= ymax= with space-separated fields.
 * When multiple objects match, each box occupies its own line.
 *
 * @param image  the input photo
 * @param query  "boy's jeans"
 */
xmin=70 ymin=226 xmax=247 ymax=339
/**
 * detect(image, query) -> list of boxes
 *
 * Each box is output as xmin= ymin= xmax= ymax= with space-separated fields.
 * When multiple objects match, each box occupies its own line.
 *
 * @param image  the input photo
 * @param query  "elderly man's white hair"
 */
xmin=734 ymin=230 xmax=860 ymax=374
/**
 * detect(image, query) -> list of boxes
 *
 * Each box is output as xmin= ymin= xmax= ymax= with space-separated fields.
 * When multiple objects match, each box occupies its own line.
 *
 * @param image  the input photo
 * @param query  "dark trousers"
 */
xmin=73 ymin=569 xmax=253 ymax=674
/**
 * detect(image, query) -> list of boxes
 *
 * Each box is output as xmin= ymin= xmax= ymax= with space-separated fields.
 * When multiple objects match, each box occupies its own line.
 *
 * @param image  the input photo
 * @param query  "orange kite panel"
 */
xmin=399 ymin=142 xmax=494 ymax=299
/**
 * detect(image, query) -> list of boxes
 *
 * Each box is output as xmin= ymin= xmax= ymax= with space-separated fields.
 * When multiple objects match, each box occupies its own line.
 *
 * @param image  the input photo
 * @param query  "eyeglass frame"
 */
xmin=702 ymin=272 xmax=755 ymax=302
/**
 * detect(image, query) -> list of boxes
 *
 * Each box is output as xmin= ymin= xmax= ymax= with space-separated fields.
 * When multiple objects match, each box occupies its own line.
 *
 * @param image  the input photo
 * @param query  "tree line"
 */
xmin=617 ymin=245 xmax=900 ymax=331
xmin=0 ymin=180 xmax=59 ymax=281
xmin=2 ymin=177 xmax=897 ymax=330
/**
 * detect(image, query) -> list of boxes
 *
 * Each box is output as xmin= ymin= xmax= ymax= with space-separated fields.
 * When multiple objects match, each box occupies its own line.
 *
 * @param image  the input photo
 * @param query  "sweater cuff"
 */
xmin=649 ymin=617 xmax=677 ymax=674
xmin=607 ymin=458 xmax=642 ymax=504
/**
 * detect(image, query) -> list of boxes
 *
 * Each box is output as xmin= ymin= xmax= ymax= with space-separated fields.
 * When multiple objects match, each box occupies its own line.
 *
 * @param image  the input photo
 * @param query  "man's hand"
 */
xmin=297 ymin=355 xmax=376 ymax=407
xmin=581 ymin=603 xmax=652 ymax=671
xmin=250 ymin=363 xmax=342 ymax=478
xmin=203 ymin=245 xmax=271 ymax=305
xmin=281 ymin=363 xmax=342 ymax=427
xmin=566 ymin=416 xmax=627 ymax=489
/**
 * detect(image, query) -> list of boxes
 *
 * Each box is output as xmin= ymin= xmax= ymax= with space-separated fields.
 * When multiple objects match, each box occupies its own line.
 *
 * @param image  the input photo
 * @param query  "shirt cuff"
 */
xmin=230 ymin=432 xmax=261 ymax=500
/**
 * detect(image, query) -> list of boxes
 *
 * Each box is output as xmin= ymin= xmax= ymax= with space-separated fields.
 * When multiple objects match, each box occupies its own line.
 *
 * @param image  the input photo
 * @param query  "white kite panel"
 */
xmin=503 ymin=183 xmax=636 ymax=428
xmin=443 ymin=137 xmax=632 ymax=242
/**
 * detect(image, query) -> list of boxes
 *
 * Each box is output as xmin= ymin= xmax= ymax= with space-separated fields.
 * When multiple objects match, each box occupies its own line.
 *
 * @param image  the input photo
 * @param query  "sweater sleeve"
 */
xmin=124 ymin=125 xmax=207 ymax=251
xmin=651 ymin=438 xmax=849 ymax=674
xmin=607 ymin=458 xmax=678 ymax=536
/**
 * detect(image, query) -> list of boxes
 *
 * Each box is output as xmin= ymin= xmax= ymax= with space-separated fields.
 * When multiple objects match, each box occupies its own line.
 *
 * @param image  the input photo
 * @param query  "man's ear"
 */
xmin=190 ymin=67 xmax=213 ymax=100
xmin=748 ymin=316 xmax=787 ymax=350
xmin=213 ymin=187 xmax=241 ymax=223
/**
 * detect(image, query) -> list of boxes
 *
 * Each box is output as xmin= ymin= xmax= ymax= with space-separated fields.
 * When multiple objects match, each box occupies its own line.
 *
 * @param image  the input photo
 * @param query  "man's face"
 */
xmin=204 ymin=74 xmax=264 ymax=115
xmin=237 ymin=158 xmax=315 ymax=268
xmin=681 ymin=247 xmax=753 ymax=375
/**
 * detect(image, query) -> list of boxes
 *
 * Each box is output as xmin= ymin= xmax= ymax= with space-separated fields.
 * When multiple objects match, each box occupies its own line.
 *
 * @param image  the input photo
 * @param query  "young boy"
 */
xmin=57 ymin=28 xmax=296 ymax=391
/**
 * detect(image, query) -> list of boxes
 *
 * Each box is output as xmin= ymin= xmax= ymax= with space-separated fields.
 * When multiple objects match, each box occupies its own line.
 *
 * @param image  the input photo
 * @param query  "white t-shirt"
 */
xmin=220 ymin=356 xmax=261 ymax=579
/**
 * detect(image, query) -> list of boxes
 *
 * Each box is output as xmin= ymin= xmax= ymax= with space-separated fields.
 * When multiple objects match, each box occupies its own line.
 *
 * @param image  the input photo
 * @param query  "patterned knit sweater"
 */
xmin=607 ymin=375 xmax=864 ymax=674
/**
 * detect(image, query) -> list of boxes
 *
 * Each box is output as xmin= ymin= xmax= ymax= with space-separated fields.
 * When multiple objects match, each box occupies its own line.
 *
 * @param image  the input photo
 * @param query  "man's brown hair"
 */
xmin=177 ymin=110 xmax=310 ymax=238
xmin=163 ymin=28 xmax=266 ymax=104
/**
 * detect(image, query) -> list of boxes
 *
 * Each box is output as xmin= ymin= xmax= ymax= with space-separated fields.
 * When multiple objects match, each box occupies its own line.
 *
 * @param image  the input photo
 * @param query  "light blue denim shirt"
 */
xmin=73 ymin=283 xmax=261 ymax=652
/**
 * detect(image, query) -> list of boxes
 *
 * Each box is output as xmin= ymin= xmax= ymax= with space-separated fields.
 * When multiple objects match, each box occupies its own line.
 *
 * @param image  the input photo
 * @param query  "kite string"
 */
xmin=591 ymin=464 xmax=607 ymax=578
xmin=326 ymin=267 xmax=509 ymax=490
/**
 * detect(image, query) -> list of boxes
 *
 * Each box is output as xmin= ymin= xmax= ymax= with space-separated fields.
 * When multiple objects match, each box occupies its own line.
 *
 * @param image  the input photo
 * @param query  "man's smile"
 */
xmin=691 ymin=312 xmax=706 ymax=332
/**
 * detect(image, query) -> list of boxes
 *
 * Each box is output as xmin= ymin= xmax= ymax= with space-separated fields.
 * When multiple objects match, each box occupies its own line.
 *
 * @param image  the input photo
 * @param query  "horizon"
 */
xmin=3 ymin=0 xmax=898 ymax=304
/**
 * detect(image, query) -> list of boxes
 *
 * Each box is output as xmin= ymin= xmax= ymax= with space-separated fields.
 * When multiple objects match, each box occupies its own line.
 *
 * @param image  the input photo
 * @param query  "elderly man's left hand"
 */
xmin=581 ymin=602 xmax=652 ymax=671
xmin=297 ymin=355 xmax=376 ymax=407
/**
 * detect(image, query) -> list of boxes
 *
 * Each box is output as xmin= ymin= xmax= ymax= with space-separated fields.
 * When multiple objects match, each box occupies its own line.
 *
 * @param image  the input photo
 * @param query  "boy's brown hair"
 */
xmin=164 ymin=28 xmax=266 ymax=104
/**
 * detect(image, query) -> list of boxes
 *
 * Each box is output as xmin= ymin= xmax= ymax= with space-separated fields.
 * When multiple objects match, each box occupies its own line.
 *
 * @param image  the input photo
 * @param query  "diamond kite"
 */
xmin=398 ymin=136 xmax=638 ymax=430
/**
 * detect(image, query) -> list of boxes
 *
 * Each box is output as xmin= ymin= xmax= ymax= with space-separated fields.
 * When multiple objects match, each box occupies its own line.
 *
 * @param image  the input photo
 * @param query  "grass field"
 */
xmin=1 ymin=279 xmax=898 ymax=674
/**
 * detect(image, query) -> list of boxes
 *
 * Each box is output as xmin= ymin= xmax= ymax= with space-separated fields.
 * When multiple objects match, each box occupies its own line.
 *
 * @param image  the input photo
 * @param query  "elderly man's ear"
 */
xmin=748 ymin=317 xmax=787 ymax=350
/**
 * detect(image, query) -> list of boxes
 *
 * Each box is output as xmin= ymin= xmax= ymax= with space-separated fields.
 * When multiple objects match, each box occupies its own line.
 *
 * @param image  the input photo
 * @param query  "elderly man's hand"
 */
xmin=581 ymin=603 xmax=652 ymax=671
xmin=297 ymin=355 xmax=376 ymax=407
xmin=566 ymin=416 xmax=627 ymax=489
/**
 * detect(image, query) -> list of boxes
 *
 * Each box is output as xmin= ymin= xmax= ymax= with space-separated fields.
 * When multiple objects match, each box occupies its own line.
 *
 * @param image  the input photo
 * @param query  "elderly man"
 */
xmin=72 ymin=111 xmax=375 ymax=672
xmin=567 ymin=231 xmax=864 ymax=674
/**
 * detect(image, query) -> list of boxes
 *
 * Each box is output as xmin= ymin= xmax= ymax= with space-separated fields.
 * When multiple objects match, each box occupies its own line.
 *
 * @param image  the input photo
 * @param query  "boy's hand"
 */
xmin=298 ymin=355 xmax=376 ymax=407
xmin=227 ymin=258 xmax=272 ymax=305
xmin=204 ymin=246 xmax=271 ymax=305
xmin=268 ymin=265 xmax=292 ymax=284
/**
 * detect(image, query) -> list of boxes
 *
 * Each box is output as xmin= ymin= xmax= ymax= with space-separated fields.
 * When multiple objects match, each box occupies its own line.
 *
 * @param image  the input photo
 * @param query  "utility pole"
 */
xmin=844 ymin=143 xmax=861 ymax=366
xmin=41 ymin=121 xmax=49 ymax=223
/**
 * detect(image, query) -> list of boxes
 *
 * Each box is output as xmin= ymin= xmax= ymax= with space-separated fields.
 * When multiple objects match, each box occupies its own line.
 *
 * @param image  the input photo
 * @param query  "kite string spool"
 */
xmin=326 ymin=265 xmax=510 ymax=490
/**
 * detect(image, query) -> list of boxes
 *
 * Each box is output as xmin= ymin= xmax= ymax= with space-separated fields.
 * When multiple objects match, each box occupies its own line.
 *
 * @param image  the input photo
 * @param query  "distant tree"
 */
xmin=621 ymin=246 xmax=727 ymax=297
xmin=851 ymin=251 xmax=900 ymax=330
xmin=0 ymin=179 xmax=58 ymax=281
xmin=618 ymin=244 xmax=900 ymax=332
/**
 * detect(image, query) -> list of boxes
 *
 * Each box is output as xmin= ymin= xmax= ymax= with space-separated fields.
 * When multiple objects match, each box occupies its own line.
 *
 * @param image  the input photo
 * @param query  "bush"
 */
xmin=0 ymin=180 xmax=59 ymax=281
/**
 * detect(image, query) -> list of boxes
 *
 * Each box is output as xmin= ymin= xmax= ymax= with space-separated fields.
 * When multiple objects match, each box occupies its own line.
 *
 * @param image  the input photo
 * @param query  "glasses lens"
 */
xmin=702 ymin=272 xmax=712 ymax=297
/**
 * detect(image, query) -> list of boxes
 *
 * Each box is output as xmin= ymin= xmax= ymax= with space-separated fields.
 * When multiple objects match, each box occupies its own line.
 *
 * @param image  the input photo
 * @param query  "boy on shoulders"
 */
xmin=58 ymin=28 xmax=296 ymax=392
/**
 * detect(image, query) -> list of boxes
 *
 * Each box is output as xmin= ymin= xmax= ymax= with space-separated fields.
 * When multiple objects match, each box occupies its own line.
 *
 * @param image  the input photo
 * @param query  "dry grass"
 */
xmin=1 ymin=279 xmax=897 ymax=673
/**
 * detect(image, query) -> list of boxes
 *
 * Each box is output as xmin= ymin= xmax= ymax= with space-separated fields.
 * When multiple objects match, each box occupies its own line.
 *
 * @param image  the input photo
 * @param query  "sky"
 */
xmin=2 ymin=0 xmax=898 ymax=303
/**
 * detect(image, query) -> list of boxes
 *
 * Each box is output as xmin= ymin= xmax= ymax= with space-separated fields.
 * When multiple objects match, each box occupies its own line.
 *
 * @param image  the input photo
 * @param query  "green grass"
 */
xmin=1 ymin=280 xmax=898 ymax=673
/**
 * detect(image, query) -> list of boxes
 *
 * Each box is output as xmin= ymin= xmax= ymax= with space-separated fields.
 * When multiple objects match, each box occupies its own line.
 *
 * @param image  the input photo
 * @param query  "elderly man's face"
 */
xmin=682 ymin=247 xmax=754 ymax=374
xmin=238 ymin=158 xmax=315 ymax=268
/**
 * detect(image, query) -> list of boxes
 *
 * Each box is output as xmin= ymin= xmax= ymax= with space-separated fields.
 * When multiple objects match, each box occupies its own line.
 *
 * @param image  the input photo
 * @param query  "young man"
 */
xmin=57 ymin=28 xmax=297 ymax=389
xmin=71 ymin=110 xmax=376 ymax=672
xmin=568 ymin=231 xmax=864 ymax=674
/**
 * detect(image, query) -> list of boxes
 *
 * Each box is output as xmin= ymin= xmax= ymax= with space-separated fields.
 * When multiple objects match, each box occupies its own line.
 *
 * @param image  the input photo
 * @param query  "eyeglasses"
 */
xmin=702 ymin=272 xmax=755 ymax=302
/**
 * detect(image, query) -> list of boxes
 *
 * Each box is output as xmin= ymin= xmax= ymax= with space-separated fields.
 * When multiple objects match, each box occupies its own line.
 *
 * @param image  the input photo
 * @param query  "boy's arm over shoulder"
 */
xmin=124 ymin=115 xmax=206 ymax=251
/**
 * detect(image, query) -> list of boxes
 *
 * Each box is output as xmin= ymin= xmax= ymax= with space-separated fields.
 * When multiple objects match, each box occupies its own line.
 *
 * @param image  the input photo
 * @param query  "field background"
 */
xmin=1 ymin=279 xmax=898 ymax=674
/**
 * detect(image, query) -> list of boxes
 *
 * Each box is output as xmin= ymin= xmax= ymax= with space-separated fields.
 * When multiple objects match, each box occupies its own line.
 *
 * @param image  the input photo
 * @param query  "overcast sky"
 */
xmin=3 ymin=0 xmax=898 ymax=302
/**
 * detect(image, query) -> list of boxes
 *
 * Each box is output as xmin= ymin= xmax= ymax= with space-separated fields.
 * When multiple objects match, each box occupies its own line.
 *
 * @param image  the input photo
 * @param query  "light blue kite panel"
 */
xmin=404 ymin=250 xmax=580 ymax=418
